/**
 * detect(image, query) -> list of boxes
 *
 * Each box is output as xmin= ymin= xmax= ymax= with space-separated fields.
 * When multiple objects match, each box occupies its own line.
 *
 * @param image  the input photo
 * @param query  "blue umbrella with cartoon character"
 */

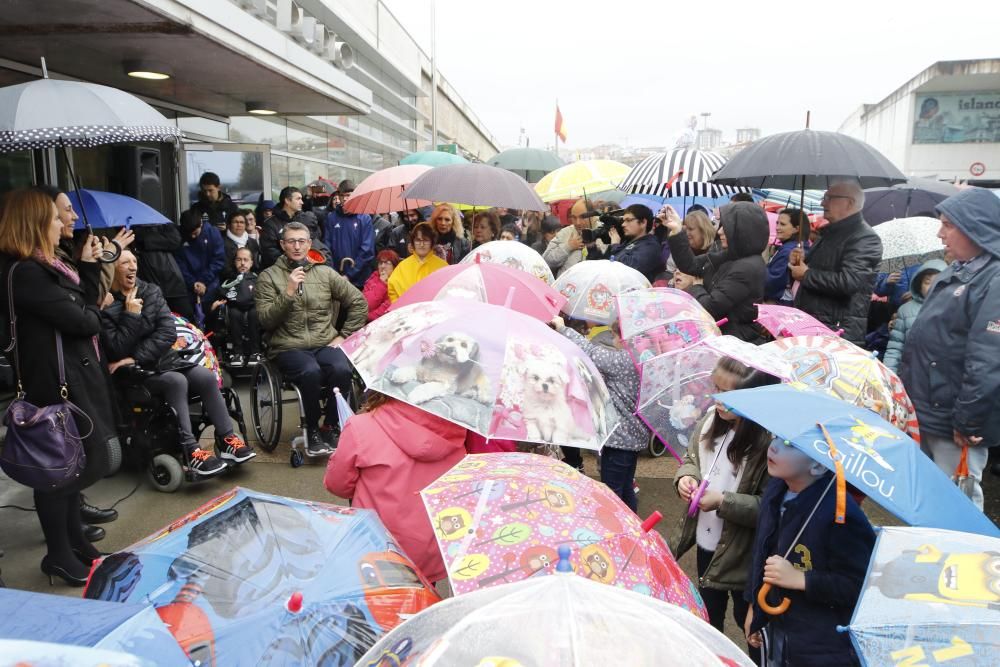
xmin=83 ymin=487 xmax=440 ymax=666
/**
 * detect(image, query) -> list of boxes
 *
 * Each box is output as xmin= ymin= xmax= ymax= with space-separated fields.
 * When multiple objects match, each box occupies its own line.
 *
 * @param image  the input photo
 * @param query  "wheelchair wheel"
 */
xmin=290 ymin=450 xmax=304 ymax=468
xmin=251 ymin=361 xmax=282 ymax=452
xmin=648 ymin=433 xmax=668 ymax=458
xmin=148 ymin=454 xmax=183 ymax=493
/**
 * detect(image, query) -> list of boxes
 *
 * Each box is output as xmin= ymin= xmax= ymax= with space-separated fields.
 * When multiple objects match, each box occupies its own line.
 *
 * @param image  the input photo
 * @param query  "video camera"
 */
xmin=579 ymin=209 xmax=624 ymax=245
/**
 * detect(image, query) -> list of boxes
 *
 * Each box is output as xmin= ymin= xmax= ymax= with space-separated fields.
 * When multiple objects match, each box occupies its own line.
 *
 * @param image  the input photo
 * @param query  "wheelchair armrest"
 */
xmin=114 ymin=365 xmax=157 ymax=383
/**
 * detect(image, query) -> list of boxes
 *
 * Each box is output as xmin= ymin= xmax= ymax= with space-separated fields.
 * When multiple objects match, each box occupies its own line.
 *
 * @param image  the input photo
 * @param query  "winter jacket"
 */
xmin=669 ymin=413 xmax=769 ymax=591
xmin=362 ymin=272 xmax=391 ymax=321
xmin=560 ymin=328 xmax=639 ymax=451
xmin=218 ymin=271 xmax=258 ymax=311
xmin=747 ymin=474 xmax=875 ymax=666
xmin=899 ymin=188 xmax=1000 ymax=443
xmin=432 ymin=230 xmax=470 ymax=265
xmin=882 ymin=259 xmax=946 ymax=372
xmin=608 ymin=233 xmax=665 ymax=282
xmin=255 ymin=255 xmax=368 ymax=357
xmin=793 ymin=212 xmax=882 ymax=346
xmin=765 ymin=240 xmax=807 ymax=304
xmin=222 ymin=235 xmax=260 ymax=280
xmin=380 ymin=222 xmax=414 ymax=260
xmin=668 ymin=202 xmax=770 ymax=342
xmin=99 ymin=279 xmax=176 ymax=369
xmin=323 ymin=208 xmax=375 ymax=287
xmin=133 ymin=223 xmax=187 ymax=299
xmin=324 ymin=400 xmax=468 ymax=582
xmin=874 ymin=264 xmax=921 ymax=308
xmin=190 ymin=192 xmax=241 ymax=230
xmin=175 ymin=223 xmax=226 ymax=299
xmin=258 ymin=209 xmax=325 ymax=269
xmin=387 ymin=253 xmax=448 ymax=302
xmin=464 ymin=432 xmax=517 ymax=454
xmin=543 ymin=225 xmax=587 ymax=277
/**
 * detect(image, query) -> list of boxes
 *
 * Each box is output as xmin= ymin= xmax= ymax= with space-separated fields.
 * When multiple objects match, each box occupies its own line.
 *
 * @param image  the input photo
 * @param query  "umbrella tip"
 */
xmin=556 ymin=545 xmax=573 ymax=573
xmin=640 ymin=511 xmax=663 ymax=533
xmin=286 ymin=591 xmax=303 ymax=613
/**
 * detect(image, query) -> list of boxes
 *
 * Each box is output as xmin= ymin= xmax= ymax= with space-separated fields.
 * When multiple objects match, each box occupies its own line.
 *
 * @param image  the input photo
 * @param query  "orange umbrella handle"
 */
xmin=956 ymin=445 xmax=970 ymax=478
xmin=757 ymin=583 xmax=791 ymax=615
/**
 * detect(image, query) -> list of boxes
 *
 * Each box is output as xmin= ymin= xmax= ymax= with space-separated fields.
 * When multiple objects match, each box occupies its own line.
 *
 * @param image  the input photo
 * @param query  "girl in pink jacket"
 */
xmin=362 ymin=249 xmax=401 ymax=321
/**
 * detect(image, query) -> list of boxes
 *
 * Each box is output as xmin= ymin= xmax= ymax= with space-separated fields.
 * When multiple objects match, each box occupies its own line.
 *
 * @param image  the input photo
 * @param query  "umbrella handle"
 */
xmin=687 ymin=479 xmax=709 ymax=517
xmin=757 ymin=583 xmax=791 ymax=615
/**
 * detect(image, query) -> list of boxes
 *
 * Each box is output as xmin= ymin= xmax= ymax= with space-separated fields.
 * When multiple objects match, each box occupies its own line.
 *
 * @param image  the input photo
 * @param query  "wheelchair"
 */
xmin=114 ymin=366 xmax=249 ymax=492
xmin=204 ymin=302 xmax=262 ymax=378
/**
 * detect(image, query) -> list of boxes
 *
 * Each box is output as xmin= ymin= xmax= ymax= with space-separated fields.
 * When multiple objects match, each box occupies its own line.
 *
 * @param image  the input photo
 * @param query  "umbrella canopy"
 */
xmin=846 ymin=526 xmax=1000 ymax=666
xmin=716 ymin=385 xmax=1000 ymax=537
xmin=487 ymin=147 xmax=565 ymax=183
xmin=0 ymin=78 xmax=181 ymax=152
xmin=461 ymin=240 xmax=554 ymax=284
xmin=305 ymin=177 xmax=337 ymax=195
xmin=66 ymin=189 xmax=170 ymax=230
xmin=552 ymin=259 xmax=650 ymax=325
xmin=863 ymin=177 xmax=959 ymax=225
xmin=618 ymin=148 xmax=750 ymax=198
xmin=534 ymin=160 xmax=632 ymax=203
xmin=421 ymin=453 xmax=707 ymax=615
xmin=756 ymin=188 xmax=825 ymax=213
xmin=755 ymin=304 xmax=841 ymax=338
xmin=405 ymin=163 xmax=546 ymax=211
xmin=389 ymin=261 xmax=566 ymax=321
xmin=0 ymin=639 xmax=157 ymax=667
xmin=874 ymin=216 xmax=946 ymax=272
xmin=358 ymin=567 xmax=753 ymax=666
xmin=616 ymin=287 xmax=721 ymax=364
xmin=711 ymin=130 xmax=906 ymax=190
xmin=399 ymin=150 xmax=468 ymax=167
xmin=342 ymin=164 xmax=433 ymax=214
xmin=84 ymin=487 xmax=440 ymax=665
xmin=621 ymin=193 xmax=737 ymax=218
xmin=341 ymin=300 xmax=617 ymax=449
xmin=0 ymin=588 xmax=188 ymax=666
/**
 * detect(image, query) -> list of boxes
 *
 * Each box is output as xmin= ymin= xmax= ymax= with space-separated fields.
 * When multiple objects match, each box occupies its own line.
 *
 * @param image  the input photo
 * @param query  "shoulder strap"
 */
xmin=5 ymin=261 xmax=22 ymax=395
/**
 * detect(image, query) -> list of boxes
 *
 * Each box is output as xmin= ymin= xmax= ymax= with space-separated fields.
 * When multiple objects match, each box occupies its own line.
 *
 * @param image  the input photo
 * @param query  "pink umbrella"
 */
xmin=755 ymin=303 xmax=842 ymax=339
xmin=388 ymin=262 xmax=567 ymax=321
xmin=616 ymin=288 xmax=722 ymax=365
xmin=342 ymin=164 xmax=433 ymax=214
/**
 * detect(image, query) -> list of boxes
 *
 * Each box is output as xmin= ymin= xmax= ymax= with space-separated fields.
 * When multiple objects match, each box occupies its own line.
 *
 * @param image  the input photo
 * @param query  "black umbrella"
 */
xmin=862 ymin=177 xmax=959 ymax=225
xmin=405 ymin=163 xmax=546 ymax=211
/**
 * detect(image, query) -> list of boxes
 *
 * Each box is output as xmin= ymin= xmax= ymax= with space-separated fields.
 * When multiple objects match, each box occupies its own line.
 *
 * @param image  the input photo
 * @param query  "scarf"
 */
xmin=227 ymin=230 xmax=250 ymax=247
xmin=34 ymin=250 xmax=80 ymax=284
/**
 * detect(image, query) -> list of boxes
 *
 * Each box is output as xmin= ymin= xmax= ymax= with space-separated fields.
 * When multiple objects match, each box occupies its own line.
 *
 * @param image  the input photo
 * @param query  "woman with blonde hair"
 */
xmin=428 ymin=203 xmax=469 ymax=264
xmin=666 ymin=209 xmax=717 ymax=275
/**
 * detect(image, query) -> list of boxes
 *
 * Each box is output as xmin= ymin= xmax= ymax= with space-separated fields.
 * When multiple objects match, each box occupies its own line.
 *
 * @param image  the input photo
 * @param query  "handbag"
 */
xmin=1 ymin=261 xmax=90 ymax=490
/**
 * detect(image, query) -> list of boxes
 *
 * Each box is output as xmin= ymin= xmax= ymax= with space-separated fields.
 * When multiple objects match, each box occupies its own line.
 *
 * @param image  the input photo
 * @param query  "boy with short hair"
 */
xmin=744 ymin=438 xmax=876 ymax=666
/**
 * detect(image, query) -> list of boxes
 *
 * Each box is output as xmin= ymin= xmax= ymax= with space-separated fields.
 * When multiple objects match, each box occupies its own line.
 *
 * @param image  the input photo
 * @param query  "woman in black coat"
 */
xmin=0 ymin=188 xmax=119 ymax=586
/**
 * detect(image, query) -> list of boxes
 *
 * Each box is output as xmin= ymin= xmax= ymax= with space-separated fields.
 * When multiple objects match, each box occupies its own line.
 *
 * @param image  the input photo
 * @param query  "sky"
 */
xmin=383 ymin=0 xmax=1000 ymax=151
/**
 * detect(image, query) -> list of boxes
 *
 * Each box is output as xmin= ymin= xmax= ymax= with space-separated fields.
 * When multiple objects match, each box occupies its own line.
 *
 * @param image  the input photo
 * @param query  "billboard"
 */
xmin=913 ymin=92 xmax=1000 ymax=144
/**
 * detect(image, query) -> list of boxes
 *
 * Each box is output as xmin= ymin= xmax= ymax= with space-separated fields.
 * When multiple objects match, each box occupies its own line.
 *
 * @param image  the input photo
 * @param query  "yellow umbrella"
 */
xmin=534 ymin=160 xmax=631 ymax=203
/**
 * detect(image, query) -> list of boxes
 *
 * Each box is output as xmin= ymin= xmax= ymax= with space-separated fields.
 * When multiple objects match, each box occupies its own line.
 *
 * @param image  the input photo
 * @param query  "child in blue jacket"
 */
xmin=745 ymin=438 xmax=876 ymax=666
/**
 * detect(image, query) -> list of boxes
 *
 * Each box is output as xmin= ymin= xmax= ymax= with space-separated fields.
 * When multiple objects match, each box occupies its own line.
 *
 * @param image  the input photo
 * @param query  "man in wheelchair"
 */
xmin=208 ymin=246 xmax=261 ymax=367
xmin=256 ymin=222 xmax=368 ymax=456
xmin=101 ymin=250 xmax=255 ymax=478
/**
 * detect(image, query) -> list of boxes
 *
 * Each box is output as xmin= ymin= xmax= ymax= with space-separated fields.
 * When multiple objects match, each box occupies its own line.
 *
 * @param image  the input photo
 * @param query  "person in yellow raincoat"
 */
xmin=387 ymin=222 xmax=448 ymax=302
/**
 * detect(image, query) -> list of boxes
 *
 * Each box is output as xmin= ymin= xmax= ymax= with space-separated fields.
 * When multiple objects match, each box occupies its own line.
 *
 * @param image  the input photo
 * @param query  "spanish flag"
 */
xmin=554 ymin=104 xmax=567 ymax=143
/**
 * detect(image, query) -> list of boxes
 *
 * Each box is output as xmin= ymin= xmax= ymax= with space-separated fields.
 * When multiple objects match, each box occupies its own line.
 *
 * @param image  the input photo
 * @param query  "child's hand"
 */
xmin=744 ymin=608 xmax=761 ymax=648
xmin=698 ymin=489 xmax=724 ymax=512
xmin=677 ymin=475 xmax=699 ymax=501
xmin=763 ymin=555 xmax=806 ymax=591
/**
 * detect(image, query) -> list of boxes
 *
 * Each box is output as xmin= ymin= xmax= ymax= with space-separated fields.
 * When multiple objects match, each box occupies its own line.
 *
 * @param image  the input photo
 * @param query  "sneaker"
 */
xmin=230 ymin=353 xmax=245 ymax=367
xmin=306 ymin=429 xmax=333 ymax=457
xmin=217 ymin=433 xmax=256 ymax=464
xmin=319 ymin=424 xmax=339 ymax=451
xmin=187 ymin=448 xmax=227 ymax=477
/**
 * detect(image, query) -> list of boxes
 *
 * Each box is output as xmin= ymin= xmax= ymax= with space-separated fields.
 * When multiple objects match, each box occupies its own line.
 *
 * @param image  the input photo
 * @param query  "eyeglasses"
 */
xmin=412 ymin=238 xmax=433 ymax=245
xmin=283 ymin=238 xmax=310 ymax=246
xmin=821 ymin=194 xmax=854 ymax=203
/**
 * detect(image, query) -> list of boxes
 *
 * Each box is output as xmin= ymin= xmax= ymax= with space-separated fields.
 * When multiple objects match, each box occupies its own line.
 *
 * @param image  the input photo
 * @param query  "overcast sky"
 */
xmin=383 ymin=0 xmax=1000 ymax=151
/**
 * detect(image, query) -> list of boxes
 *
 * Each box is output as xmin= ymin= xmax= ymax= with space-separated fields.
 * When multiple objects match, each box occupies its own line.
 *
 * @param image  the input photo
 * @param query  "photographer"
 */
xmin=606 ymin=204 xmax=665 ymax=282
xmin=543 ymin=199 xmax=606 ymax=277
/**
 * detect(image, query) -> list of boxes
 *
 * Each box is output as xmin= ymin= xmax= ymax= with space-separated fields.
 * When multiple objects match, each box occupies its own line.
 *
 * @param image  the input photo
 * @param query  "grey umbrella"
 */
xmin=405 ymin=163 xmax=547 ymax=211
xmin=486 ymin=147 xmax=565 ymax=184
xmin=862 ymin=177 xmax=959 ymax=225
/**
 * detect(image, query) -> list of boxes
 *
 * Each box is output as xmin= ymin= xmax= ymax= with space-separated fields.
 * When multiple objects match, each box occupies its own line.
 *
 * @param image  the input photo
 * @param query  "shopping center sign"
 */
xmin=913 ymin=91 xmax=1000 ymax=144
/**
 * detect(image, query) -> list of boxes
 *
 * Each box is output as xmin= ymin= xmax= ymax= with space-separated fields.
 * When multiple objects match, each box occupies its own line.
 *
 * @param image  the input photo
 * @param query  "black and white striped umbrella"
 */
xmin=617 ymin=149 xmax=749 ymax=198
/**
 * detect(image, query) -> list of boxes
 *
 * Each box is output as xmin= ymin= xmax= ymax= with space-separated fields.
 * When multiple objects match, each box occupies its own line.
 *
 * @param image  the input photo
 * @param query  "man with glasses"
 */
xmin=378 ymin=208 xmax=425 ymax=260
xmin=256 ymin=222 xmax=368 ymax=456
xmin=544 ymin=198 xmax=602 ymax=278
xmin=606 ymin=204 xmax=665 ymax=282
xmin=788 ymin=179 xmax=882 ymax=346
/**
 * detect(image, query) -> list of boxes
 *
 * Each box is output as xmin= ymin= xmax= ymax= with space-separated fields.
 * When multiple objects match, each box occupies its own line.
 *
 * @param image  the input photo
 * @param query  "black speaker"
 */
xmin=112 ymin=146 xmax=163 ymax=211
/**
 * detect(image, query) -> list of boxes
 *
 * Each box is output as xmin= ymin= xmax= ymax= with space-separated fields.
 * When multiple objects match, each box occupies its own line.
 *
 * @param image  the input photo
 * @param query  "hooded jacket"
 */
xmin=323 ymin=208 xmax=375 ymax=288
xmin=362 ymin=271 xmax=391 ymax=321
xmin=191 ymin=192 xmax=241 ymax=230
xmin=324 ymin=400 xmax=468 ymax=582
xmin=899 ymin=188 xmax=1000 ymax=442
xmin=258 ymin=208 xmax=325 ymax=269
xmin=99 ymin=278 xmax=176 ymax=368
xmin=668 ymin=202 xmax=770 ymax=342
xmin=882 ymin=259 xmax=946 ymax=372
xmin=387 ymin=252 xmax=449 ymax=302
xmin=793 ymin=211 xmax=883 ymax=346
xmin=608 ymin=233 xmax=665 ymax=282
xmin=133 ymin=223 xmax=188 ymax=300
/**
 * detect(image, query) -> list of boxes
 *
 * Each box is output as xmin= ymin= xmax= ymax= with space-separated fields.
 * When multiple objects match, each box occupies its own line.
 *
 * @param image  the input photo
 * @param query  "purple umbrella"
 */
xmin=405 ymin=163 xmax=546 ymax=211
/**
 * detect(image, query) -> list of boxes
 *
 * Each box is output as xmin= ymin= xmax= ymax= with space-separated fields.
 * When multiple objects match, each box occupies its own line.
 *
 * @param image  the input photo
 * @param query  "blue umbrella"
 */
xmin=715 ymin=384 xmax=1000 ymax=538
xmin=0 ymin=588 xmax=189 ymax=665
xmin=67 ymin=189 xmax=170 ymax=230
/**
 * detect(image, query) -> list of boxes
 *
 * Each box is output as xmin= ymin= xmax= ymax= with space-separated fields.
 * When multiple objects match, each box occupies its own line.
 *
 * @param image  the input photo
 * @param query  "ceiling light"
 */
xmin=246 ymin=102 xmax=277 ymax=115
xmin=124 ymin=60 xmax=172 ymax=80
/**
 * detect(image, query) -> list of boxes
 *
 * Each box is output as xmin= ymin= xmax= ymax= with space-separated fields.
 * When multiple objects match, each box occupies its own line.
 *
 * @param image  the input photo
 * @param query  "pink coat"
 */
xmin=324 ymin=400 xmax=467 ymax=582
xmin=363 ymin=272 xmax=391 ymax=321
xmin=464 ymin=432 xmax=517 ymax=454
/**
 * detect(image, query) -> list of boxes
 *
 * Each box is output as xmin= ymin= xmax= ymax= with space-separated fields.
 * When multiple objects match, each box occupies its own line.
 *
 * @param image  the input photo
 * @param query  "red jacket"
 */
xmin=324 ymin=400 xmax=467 ymax=582
xmin=362 ymin=272 xmax=391 ymax=321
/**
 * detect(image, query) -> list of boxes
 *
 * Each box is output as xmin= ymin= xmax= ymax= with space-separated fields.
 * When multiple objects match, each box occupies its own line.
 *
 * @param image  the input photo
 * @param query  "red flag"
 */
xmin=554 ymin=105 xmax=567 ymax=143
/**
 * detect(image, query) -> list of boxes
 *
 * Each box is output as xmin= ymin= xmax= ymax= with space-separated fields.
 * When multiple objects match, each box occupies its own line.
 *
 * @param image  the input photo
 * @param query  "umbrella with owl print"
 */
xmin=421 ymin=452 xmax=707 ymax=618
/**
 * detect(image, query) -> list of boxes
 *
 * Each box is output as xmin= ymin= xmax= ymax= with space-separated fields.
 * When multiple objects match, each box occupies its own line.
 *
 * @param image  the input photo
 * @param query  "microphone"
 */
xmin=295 ymin=259 xmax=309 ymax=296
xmin=295 ymin=250 xmax=325 ymax=295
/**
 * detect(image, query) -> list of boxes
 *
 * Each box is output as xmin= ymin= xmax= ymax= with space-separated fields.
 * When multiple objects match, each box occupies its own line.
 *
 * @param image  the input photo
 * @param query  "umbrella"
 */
xmin=0 ymin=588 xmax=189 ymax=666
xmin=755 ymin=304 xmax=841 ymax=338
xmin=486 ymin=147 xmax=565 ymax=183
xmin=756 ymin=188 xmax=825 ymax=214
xmin=421 ymin=453 xmax=706 ymax=614
xmin=0 ymin=640 xmax=157 ymax=667
xmin=863 ymin=177 xmax=959 ymax=225
xmin=357 ymin=564 xmax=753 ymax=666
xmin=66 ymin=189 xmax=171 ymax=230
xmin=636 ymin=336 xmax=792 ymax=461
xmin=405 ymin=163 xmax=546 ymax=211
xmin=552 ymin=259 xmax=650 ymax=325
xmin=389 ymin=262 xmax=567 ymax=321
xmin=84 ymin=487 xmax=440 ymax=665
xmin=170 ymin=313 xmax=222 ymax=388
xmin=715 ymin=385 xmax=1000 ymax=538
xmin=341 ymin=164 xmax=433 ymax=214
xmin=341 ymin=300 xmax=617 ymax=450
xmin=616 ymin=287 xmax=721 ymax=365
xmin=845 ymin=526 xmax=1000 ymax=667
xmin=305 ymin=177 xmax=337 ymax=195
xmin=399 ymin=150 xmax=468 ymax=167
xmin=617 ymin=148 xmax=750 ymax=199
xmin=534 ymin=160 xmax=632 ymax=203
xmin=461 ymin=240 xmax=555 ymax=284
xmin=762 ymin=335 xmax=920 ymax=441
xmin=873 ymin=216 xmax=946 ymax=272
xmin=621 ymin=193 xmax=737 ymax=218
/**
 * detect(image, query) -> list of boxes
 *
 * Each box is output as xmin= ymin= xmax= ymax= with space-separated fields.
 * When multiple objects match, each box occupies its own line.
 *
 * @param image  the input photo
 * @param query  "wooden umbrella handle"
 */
xmin=757 ymin=583 xmax=791 ymax=615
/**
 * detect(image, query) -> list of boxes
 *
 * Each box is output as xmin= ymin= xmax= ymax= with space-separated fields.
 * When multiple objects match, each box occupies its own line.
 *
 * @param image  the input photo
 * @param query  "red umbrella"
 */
xmin=342 ymin=164 xmax=433 ymax=214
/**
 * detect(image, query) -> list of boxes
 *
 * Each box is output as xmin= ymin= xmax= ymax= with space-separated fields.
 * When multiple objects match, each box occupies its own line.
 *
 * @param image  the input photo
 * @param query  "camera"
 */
xmin=580 ymin=211 xmax=623 ymax=245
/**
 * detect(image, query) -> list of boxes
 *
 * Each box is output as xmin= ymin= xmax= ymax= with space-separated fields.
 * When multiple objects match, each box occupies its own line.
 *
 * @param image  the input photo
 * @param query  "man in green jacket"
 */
xmin=256 ymin=221 xmax=368 ymax=455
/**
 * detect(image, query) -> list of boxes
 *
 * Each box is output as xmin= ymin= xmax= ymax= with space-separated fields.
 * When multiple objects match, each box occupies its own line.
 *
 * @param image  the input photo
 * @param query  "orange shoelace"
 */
xmin=190 ymin=449 xmax=211 ymax=462
xmin=223 ymin=434 xmax=247 ymax=450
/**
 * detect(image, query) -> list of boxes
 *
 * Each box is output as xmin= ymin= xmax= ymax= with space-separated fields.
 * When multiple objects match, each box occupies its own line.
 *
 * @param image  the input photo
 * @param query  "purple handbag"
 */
xmin=1 ymin=262 xmax=89 ymax=490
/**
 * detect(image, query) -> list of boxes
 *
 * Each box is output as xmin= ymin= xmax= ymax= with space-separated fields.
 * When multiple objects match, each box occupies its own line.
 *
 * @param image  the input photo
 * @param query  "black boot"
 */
xmin=83 ymin=524 xmax=106 ymax=543
xmin=80 ymin=495 xmax=118 ymax=524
